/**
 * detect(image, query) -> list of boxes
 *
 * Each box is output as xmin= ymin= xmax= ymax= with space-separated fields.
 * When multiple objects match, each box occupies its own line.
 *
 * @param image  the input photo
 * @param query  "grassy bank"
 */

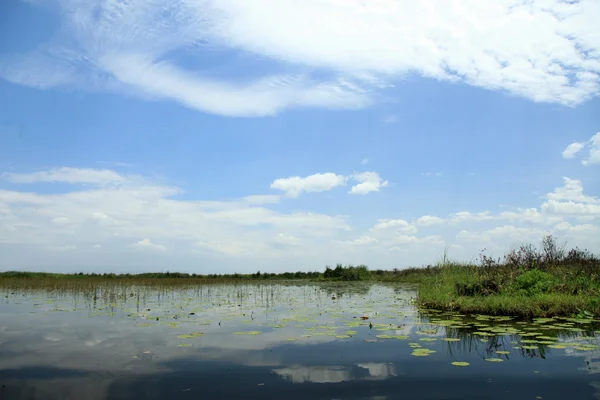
xmin=415 ymin=237 xmax=600 ymax=317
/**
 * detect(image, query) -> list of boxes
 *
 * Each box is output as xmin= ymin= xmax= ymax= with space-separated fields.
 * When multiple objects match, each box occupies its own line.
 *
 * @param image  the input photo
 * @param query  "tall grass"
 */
xmin=416 ymin=236 xmax=600 ymax=317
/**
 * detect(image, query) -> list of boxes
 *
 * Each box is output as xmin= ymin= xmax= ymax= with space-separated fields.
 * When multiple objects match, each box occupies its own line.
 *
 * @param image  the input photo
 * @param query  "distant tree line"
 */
xmin=2 ymin=236 xmax=597 ymax=283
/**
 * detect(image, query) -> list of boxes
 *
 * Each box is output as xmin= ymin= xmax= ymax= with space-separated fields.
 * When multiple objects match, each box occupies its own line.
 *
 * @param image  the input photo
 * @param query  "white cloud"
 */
xmin=450 ymin=211 xmax=495 ymax=223
xmin=371 ymin=219 xmax=417 ymax=234
xmin=270 ymin=173 xmax=347 ymax=198
xmin=0 ymin=167 xmax=353 ymax=268
xmin=242 ymin=195 xmax=281 ymax=205
xmin=562 ymin=132 xmax=600 ymax=166
xmin=583 ymin=132 xmax=600 ymax=166
xmin=562 ymin=142 xmax=585 ymax=159
xmin=132 ymin=239 xmax=166 ymax=252
xmin=1 ymin=0 xmax=599 ymax=117
xmin=1 ymin=167 xmax=599 ymax=272
xmin=100 ymin=54 xmax=369 ymax=117
xmin=271 ymin=171 xmax=389 ymax=197
xmin=416 ymin=215 xmax=444 ymax=227
xmin=352 ymin=235 xmax=378 ymax=245
xmin=1 ymin=167 xmax=127 ymax=186
xmin=545 ymin=177 xmax=599 ymax=204
xmin=349 ymin=172 xmax=388 ymax=195
xmin=457 ymin=225 xmax=549 ymax=246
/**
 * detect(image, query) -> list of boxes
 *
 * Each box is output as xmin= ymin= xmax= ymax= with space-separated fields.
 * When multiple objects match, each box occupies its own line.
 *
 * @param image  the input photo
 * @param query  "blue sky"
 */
xmin=0 ymin=0 xmax=599 ymax=273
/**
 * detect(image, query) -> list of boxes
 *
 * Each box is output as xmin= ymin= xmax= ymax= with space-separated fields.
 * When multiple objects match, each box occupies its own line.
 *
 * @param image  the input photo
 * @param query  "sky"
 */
xmin=0 ymin=0 xmax=599 ymax=274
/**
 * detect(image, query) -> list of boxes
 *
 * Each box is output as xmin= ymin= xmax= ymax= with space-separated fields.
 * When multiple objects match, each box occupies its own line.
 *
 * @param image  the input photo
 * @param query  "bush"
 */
xmin=511 ymin=269 xmax=557 ymax=296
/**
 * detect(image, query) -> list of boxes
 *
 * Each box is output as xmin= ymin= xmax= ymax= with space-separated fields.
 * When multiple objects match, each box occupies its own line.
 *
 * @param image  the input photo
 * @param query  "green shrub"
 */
xmin=511 ymin=269 xmax=557 ymax=296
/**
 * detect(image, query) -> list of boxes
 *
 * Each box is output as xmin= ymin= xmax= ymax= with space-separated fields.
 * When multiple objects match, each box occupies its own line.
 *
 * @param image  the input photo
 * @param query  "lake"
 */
xmin=0 ymin=282 xmax=599 ymax=399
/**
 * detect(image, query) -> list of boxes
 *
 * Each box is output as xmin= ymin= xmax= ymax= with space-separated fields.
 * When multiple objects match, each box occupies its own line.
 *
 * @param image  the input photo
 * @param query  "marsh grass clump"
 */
xmin=417 ymin=236 xmax=600 ymax=317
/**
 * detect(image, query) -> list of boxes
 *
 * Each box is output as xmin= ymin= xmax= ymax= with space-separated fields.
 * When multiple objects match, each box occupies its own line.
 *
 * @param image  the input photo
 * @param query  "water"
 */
xmin=0 ymin=282 xmax=599 ymax=399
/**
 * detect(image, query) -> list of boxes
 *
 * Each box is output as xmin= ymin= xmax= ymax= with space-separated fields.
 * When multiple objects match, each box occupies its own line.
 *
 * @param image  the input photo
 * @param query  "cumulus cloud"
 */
xmin=270 ymin=173 xmax=348 ymax=198
xmin=1 ymin=0 xmax=599 ymax=117
xmin=371 ymin=219 xmax=417 ymax=234
xmin=270 ymin=171 xmax=389 ymax=197
xmin=562 ymin=132 xmax=600 ymax=166
xmin=453 ymin=177 xmax=600 ymax=257
xmin=349 ymin=172 xmax=388 ymax=195
xmin=545 ymin=177 xmax=599 ymax=204
xmin=450 ymin=211 xmax=495 ymax=223
xmin=1 ymin=167 xmax=599 ymax=271
xmin=416 ymin=215 xmax=445 ymax=226
xmin=0 ymin=167 xmax=353 ymax=269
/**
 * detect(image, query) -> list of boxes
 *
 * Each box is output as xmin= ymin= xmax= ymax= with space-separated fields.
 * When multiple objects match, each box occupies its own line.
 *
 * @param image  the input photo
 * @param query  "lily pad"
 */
xmin=451 ymin=361 xmax=470 ymax=367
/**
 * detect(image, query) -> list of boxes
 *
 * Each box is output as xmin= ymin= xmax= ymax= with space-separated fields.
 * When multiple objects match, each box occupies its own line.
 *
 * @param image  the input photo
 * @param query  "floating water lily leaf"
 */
xmin=451 ymin=362 xmax=470 ymax=367
xmin=442 ymin=338 xmax=460 ymax=342
xmin=521 ymin=345 xmax=539 ymax=350
xmin=574 ymin=346 xmax=596 ymax=351
xmin=335 ymin=335 xmax=351 ymax=339
xmin=419 ymin=338 xmax=437 ymax=342
xmin=178 ymin=343 xmax=192 ymax=347
xmin=496 ymin=351 xmax=510 ymax=355
xmin=548 ymin=344 xmax=566 ymax=349
xmin=485 ymin=358 xmax=504 ymax=362
xmin=286 ymin=338 xmax=298 ymax=341
xmin=345 ymin=330 xmax=358 ymax=335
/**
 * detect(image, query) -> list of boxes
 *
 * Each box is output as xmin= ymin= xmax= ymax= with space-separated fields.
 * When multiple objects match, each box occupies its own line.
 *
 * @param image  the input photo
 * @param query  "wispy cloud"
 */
xmin=421 ymin=172 xmax=442 ymax=177
xmin=1 ymin=0 xmax=599 ymax=117
xmin=1 ymin=167 xmax=127 ymax=186
xmin=562 ymin=132 xmax=600 ymax=166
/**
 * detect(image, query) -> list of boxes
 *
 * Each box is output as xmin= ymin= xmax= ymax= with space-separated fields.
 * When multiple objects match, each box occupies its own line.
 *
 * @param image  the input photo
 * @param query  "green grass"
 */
xmin=414 ymin=237 xmax=600 ymax=317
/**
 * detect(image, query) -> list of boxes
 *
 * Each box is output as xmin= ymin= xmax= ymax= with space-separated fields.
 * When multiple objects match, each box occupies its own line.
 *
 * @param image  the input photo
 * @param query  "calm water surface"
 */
xmin=0 ymin=282 xmax=599 ymax=400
